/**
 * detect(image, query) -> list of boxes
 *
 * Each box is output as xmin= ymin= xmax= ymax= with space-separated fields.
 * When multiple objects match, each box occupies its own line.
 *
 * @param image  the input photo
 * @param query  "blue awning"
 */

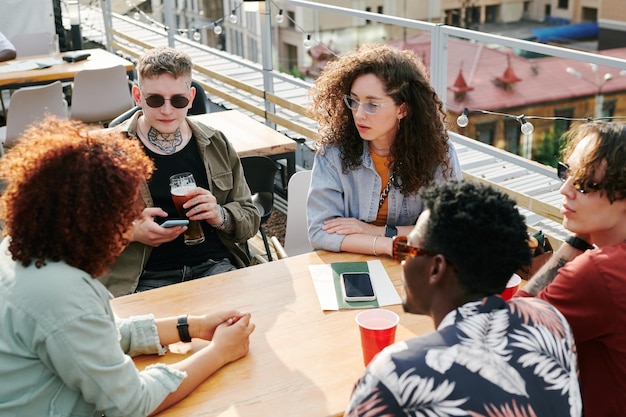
xmin=531 ymin=22 xmax=598 ymax=42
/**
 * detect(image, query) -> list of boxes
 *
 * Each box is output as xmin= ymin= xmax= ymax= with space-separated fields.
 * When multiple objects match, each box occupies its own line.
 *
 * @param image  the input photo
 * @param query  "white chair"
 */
xmin=271 ymin=170 xmax=313 ymax=258
xmin=70 ymin=65 xmax=134 ymax=125
xmin=0 ymin=81 xmax=68 ymax=154
xmin=11 ymin=32 xmax=55 ymax=57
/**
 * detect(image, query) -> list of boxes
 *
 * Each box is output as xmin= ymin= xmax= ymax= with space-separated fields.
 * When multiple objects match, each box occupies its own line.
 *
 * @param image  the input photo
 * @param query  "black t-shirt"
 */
xmin=142 ymin=136 xmax=232 ymax=271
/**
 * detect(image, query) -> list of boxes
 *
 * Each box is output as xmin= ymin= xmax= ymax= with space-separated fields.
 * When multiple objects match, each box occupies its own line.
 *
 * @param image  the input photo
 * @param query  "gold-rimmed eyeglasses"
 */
xmin=392 ymin=236 xmax=436 ymax=261
xmin=343 ymin=95 xmax=394 ymax=115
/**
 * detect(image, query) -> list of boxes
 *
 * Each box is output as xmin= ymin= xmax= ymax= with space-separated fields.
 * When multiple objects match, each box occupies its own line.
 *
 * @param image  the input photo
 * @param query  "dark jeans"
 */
xmin=135 ymin=258 xmax=236 ymax=292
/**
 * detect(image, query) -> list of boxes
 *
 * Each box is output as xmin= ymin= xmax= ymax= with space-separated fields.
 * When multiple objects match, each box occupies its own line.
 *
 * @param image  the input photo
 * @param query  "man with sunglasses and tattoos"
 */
xmin=516 ymin=121 xmax=626 ymax=416
xmin=99 ymin=47 xmax=259 ymax=296
xmin=345 ymin=181 xmax=581 ymax=417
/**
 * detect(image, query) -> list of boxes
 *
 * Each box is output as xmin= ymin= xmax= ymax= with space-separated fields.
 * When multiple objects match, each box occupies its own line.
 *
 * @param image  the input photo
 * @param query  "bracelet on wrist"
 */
xmin=372 ymin=235 xmax=379 ymax=256
xmin=214 ymin=205 xmax=227 ymax=229
xmin=565 ymin=235 xmax=594 ymax=252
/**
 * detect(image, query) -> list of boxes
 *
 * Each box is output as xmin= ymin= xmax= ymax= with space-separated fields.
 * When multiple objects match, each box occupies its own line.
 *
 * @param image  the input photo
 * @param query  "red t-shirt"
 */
xmin=517 ymin=242 xmax=626 ymax=417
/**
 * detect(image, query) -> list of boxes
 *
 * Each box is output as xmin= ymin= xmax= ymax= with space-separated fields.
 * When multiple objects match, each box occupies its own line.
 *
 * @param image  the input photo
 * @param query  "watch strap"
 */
xmin=385 ymin=225 xmax=398 ymax=238
xmin=565 ymin=236 xmax=594 ymax=252
xmin=176 ymin=315 xmax=192 ymax=343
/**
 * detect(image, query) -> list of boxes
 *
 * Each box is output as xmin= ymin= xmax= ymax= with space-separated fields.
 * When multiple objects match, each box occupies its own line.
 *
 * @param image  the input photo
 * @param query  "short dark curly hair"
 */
xmin=308 ymin=43 xmax=454 ymax=194
xmin=562 ymin=120 xmax=626 ymax=203
xmin=419 ymin=181 xmax=532 ymax=295
xmin=0 ymin=117 xmax=154 ymax=277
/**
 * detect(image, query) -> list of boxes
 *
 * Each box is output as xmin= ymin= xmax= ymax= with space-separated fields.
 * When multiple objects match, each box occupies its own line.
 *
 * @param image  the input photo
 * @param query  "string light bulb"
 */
xmin=303 ymin=34 xmax=312 ymax=49
xmin=193 ymin=29 xmax=201 ymax=42
xmin=457 ymin=108 xmax=469 ymax=128
xmin=276 ymin=9 xmax=285 ymax=24
xmin=229 ymin=10 xmax=238 ymax=24
xmin=133 ymin=11 xmax=140 ymax=20
xmin=520 ymin=116 xmax=534 ymax=135
xmin=213 ymin=24 xmax=222 ymax=35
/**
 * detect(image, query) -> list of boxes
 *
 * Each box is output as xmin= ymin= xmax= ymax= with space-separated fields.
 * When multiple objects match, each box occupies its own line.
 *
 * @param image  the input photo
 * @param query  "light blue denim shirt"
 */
xmin=307 ymin=141 xmax=462 ymax=251
xmin=0 ymin=237 xmax=186 ymax=417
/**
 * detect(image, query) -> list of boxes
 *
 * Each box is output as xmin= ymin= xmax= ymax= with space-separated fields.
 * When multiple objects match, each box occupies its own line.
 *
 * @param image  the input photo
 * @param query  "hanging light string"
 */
xmin=85 ymin=1 xmax=623 ymax=129
xmin=121 ymin=0 xmax=242 ymax=38
xmin=121 ymin=0 xmax=327 ymax=50
xmin=268 ymin=0 xmax=338 ymax=55
xmin=451 ymin=104 xmax=626 ymax=134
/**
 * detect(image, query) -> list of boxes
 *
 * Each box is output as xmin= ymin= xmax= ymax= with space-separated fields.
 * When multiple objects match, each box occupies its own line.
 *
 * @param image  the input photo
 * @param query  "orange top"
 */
xmin=369 ymin=147 xmax=393 ymax=226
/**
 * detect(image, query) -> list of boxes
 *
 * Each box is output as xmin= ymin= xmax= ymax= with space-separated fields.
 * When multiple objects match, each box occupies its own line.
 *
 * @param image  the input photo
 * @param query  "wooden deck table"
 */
xmin=0 ymin=48 xmax=135 ymax=89
xmin=190 ymin=110 xmax=297 ymax=182
xmin=111 ymin=250 xmax=435 ymax=417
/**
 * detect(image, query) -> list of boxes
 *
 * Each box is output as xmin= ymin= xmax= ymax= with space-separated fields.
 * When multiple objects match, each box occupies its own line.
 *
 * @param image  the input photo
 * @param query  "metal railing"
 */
xmin=81 ymin=0 xmax=626 ymax=245
xmin=91 ymin=0 xmax=626 ymax=132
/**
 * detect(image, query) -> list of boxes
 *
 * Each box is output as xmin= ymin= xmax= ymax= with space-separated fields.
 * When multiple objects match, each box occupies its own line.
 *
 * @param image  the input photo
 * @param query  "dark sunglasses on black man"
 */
xmin=141 ymin=92 xmax=190 ymax=109
xmin=557 ymin=162 xmax=600 ymax=194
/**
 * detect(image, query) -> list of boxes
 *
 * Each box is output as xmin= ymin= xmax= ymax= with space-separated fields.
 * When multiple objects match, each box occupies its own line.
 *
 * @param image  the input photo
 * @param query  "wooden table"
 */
xmin=191 ymin=110 xmax=297 ymax=182
xmin=0 ymin=48 xmax=135 ymax=89
xmin=111 ymin=251 xmax=435 ymax=417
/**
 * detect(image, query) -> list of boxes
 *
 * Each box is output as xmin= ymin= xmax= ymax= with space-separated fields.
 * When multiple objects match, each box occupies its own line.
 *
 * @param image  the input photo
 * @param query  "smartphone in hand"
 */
xmin=161 ymin=219 xmax=189 ymax=228
xmin=341 ymin=272 xmax=376 ymax=302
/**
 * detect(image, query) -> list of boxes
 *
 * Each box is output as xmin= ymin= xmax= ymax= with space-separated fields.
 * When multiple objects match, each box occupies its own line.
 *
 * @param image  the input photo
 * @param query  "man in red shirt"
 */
xmin=517 ymin=121 xmax=626 ymax=417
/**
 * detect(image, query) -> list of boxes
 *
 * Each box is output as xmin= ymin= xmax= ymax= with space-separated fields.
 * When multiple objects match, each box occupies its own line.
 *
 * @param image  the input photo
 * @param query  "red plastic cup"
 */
xmin=500 ymin=273 xmax=522 ymax=301
xmin=355 ymin=309 xmax=399 ymax=366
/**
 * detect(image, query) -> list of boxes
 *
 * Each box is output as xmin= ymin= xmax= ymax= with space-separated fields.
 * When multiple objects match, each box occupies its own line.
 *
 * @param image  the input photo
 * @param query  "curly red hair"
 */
xmin=0 ymin=117 xmax=154 ymax=277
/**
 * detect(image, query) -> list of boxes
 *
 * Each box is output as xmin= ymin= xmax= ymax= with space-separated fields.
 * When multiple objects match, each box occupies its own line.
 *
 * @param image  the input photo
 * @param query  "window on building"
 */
xmin=485 ymin=5 xmax=499 ymax=23
xmin=557 ymin=0 xmax=568 ymax=10
xmin=582 ymin=7 xmax=597 ymax=21
xmin=285 ymin=44 xmax=298 ymax=72
xmin=554 ymin=107 xmax=574 ymax=137
xmin=602 ymin=98 xmax=616 ymax=119
xmin=476 ymin=121 xmax=496 ymax=146
xmin=365 ymin=7 xmax=371 ymax=24
xmin=377 ymin=6 xmax=383 ymax=14
xmin=504 ymin=120 xmax=520 ymax=155
xmin=287 ymin=11 xmax=295 ymax=28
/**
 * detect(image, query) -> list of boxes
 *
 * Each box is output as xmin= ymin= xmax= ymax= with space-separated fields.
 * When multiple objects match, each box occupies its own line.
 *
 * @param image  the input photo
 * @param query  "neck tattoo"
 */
xmin=146 ymin=126 xmax=184 ymax=154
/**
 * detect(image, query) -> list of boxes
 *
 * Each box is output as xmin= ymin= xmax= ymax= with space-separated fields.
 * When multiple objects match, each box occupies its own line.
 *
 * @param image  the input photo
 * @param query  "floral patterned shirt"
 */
xmin=345 ymin=296 xmax=582 ymax=417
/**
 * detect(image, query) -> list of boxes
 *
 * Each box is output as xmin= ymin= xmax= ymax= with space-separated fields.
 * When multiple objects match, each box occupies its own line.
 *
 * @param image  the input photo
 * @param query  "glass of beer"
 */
xmin=169 ymin=172 xmax=205 ymax=245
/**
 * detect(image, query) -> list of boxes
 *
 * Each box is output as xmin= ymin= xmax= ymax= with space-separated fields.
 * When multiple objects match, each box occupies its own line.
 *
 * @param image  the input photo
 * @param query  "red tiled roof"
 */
xmin=390 ymin=34 xmax=626 ymax=112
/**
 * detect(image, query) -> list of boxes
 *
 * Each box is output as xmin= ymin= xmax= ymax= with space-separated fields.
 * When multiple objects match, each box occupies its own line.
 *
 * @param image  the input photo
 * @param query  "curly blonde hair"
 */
xmin=308 ymin=43 xmax=453 ymax=194
xmin=0 ymin=117 xmax=154 ymax=277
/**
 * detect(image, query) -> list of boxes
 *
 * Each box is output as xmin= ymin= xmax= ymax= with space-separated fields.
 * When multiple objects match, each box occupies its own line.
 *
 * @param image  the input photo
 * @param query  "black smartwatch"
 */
xmin=177 ymin=315 xmax=192 ymax=343
xmin=565 ymin=236 xmax=594 ymax=252
xmin=385 ymin=225 xmax=398 ymax=238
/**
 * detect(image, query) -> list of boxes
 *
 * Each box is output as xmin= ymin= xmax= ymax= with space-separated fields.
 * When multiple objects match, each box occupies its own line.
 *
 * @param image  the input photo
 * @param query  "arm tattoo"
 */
xmin=524 ymin=255 xmax=569 ymax=296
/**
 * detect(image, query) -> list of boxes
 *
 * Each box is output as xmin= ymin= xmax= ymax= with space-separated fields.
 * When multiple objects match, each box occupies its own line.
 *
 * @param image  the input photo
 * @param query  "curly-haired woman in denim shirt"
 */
xmin=307 ymin=43 xmax=462 ymax=257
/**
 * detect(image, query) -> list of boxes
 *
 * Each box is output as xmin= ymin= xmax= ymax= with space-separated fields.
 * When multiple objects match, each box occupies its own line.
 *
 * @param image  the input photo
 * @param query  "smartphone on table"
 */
xmin=341 ymin=272 xmax=376 ymax=302
xmin=160 ymin=219 xmax=189 ymax=228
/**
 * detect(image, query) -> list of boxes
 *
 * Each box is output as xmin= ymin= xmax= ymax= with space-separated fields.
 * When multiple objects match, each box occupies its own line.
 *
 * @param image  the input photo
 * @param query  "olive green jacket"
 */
xmin=98 ymin=111 xmax=260 ymax=297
